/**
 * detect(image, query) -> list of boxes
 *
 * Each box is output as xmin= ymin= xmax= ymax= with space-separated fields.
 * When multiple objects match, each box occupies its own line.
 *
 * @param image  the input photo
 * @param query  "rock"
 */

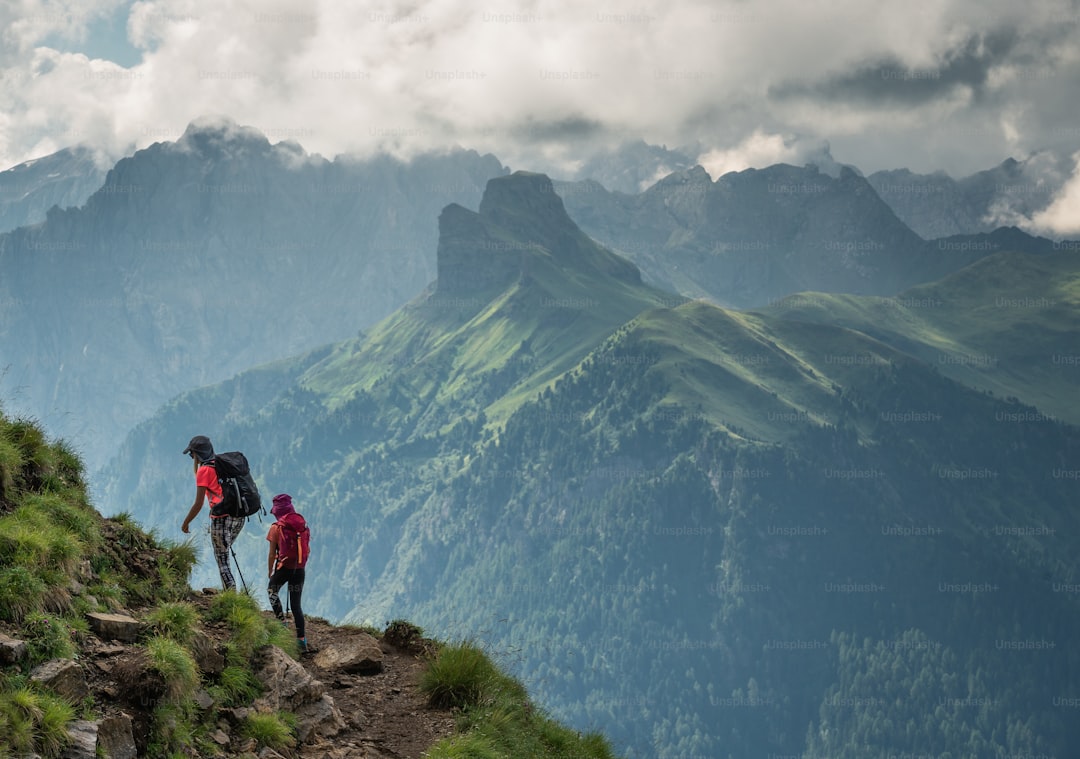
xmin=97 ymin=714 xmax=137 ymax=759
xmin=31 ymin=659 xmax=89 ymax=702
xmin=86 ymin=612 xmax=142 ymax=642
xmin=189 ymin=629 xmax=225 ymax=675
xmin=0 ymin=632 xmax=28 ymax=664
xmin=253 ymin=646 xmax=345 ymax=742
xmin=312 ymin=634 xmax=384 ymax=674
xmin=194 ymin=689 xmax=215 ymax=710
xmin=62 ymin=720 xmax=97 ymax=759
xmin=212 ymin=729 xmax=230 ymax=746
xmin=258 ymin=747 xmax=288 ymax=759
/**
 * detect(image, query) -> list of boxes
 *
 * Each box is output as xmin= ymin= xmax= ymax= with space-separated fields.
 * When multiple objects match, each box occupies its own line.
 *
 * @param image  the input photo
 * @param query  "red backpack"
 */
xmin=275 ymin=512 xmax=310 ymax=569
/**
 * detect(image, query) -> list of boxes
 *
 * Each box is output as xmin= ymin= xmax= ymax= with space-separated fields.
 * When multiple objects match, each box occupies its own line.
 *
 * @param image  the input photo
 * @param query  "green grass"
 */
xmin=0 ymin=679 xmax=75 ymax=758
xmin=421 ymin=640 xmax=502 ymax=709
xmin=22 ymin=612 xmax=76 ymax=665
xmin=242 ymin=711 xmax=297 ymax=751
xmin=145 ymin=602 xmax=200 ymax=645
xmin=0 ymin=566 xmax=47 ymax=622
xmin=208 ymin=590 xmax=298 ymax=660
xmin=145 ymin=636 xmax=200 ymax=703
xmin=208 ymin=665 xmax=262 ymax=707
xmin=757 ymin=250 xmax=1080 ymax=424
xmin=422 ymin=642 xmax=616 ymax=759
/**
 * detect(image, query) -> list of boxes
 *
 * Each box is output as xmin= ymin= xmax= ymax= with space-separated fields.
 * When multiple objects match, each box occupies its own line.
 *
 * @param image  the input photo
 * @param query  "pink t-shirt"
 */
xmin=196 ymin=464 xmax=223 ymax=506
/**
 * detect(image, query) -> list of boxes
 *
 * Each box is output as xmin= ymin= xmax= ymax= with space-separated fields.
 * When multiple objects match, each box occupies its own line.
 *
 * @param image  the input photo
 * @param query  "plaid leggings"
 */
xmin=210 ymin=516 xmax=245 ymax=590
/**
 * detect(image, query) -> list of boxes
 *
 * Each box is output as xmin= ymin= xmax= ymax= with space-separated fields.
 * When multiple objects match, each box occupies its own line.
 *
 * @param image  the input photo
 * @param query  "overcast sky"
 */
xmin=2 ymin=0 xmax=1079 ymax=231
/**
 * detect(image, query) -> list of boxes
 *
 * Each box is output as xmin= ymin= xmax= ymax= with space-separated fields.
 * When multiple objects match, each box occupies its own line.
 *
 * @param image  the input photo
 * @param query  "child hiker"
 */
xmin=267 ymin=494 xmax=311 ymax=653
xmin=181 ymin=435 xmax=245 ymax=591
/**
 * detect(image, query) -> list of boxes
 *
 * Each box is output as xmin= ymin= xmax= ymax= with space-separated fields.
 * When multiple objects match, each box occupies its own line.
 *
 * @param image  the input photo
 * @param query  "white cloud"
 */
xmin=1028 ymin=151 xmax=1080 ymax=237
xmin=0 ymin=0 xmax=1078 ymax=176
xmin=696 ymin=131 xmax=802 ymax=178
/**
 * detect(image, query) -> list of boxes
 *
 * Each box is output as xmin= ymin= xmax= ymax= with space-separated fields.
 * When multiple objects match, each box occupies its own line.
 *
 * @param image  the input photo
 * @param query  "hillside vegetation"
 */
xmin=0 ymin=407 xmax=616 ymax=758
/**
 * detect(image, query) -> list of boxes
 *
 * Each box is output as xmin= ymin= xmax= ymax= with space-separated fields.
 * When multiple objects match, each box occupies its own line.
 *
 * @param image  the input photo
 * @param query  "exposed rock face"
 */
xmin=435 ymin=171 xmax=640 ymax=297
xmin=96 ymin=714 xmax=138 ymax=759
xmin=557 ymin=162 xmax=1059 ymax=307
xmin=435 ymin=202 xmax=520 ymax=297
xmin=189 ymin=629 xmax=226 ymax=675
xmin=253 ymin=645 xmax=346 ymax=743
xmin=61 ymin=714 xmax=137 ymax=759
xmin=30 ymin=658 xmax=89 ymax=701
xmin=0 ymin=146 xmax=108 ymax=235
xmin=867 ymin=155 xmax=1073 ymax=239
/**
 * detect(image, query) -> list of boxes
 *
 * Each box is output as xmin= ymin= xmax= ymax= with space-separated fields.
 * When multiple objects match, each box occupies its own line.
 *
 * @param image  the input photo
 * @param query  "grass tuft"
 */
xmin=145 ymin=636 xmax=200 ymax=703
xmin=209 ymin=665 xmax=262 ymax=707
xmin=145 ymin=602 xmax=199 ymax=645
xmin=420 ymin=640 xmax=501 ymax=709
xmin=243 ymin=711 xmax=296 ymax=750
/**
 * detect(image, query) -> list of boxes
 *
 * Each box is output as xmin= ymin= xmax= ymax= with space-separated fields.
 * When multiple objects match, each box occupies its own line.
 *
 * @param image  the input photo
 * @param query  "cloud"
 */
xmin=0 ymin=0 xmax=1078 ymax=178
xmin=697 ymin=131 xmax=803 ymax=178
xmin=1027 ymin=151 xmax=1080 ymax=237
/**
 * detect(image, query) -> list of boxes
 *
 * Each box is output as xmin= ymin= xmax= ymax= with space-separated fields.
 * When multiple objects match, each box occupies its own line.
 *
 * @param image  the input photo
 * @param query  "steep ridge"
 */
xmin=100 ymin=172 xmax=1080 ymax=757
xmin=0 ymin=118 xmax=507 ymax=472
xmin=0 ymin=146 xmax=109 ymax=235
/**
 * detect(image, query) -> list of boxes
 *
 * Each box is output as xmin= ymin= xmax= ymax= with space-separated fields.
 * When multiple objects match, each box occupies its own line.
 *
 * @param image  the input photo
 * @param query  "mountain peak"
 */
xmin=436 ymin=171 xmax=640 ymax=297
xmin=176 ymin=116 xmax=273 ymax=157
xmin=477 ymin=170 xmax=578 ymax=238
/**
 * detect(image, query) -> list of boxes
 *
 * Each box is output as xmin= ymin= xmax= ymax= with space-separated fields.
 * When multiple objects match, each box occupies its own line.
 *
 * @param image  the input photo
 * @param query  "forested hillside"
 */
xmin=101 ymin=173 xmax=1080 ymax=757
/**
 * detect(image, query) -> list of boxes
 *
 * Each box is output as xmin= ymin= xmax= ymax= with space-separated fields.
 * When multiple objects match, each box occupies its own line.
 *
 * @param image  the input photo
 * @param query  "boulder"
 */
xmin=0 ymin=632 xmax=27 ymax=664
xmin=97 ymin=714 xmax=137 ymax=759
xmin=31 ymin=658 xmax=89 ymax=702
xmin=312 ymin=634 xmax=384 ymax=674
xmin=253 ymin=646 xmax=345 ymax=742
xmin=86 ymin=612 xmax=142 ymax=642
xmin=62 ymin=720 xmax=97 ymax=759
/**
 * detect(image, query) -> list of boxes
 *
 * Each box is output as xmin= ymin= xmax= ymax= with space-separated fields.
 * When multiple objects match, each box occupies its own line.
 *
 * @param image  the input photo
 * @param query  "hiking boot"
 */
xmin=298 ymin=637 xmax=315 ymax=656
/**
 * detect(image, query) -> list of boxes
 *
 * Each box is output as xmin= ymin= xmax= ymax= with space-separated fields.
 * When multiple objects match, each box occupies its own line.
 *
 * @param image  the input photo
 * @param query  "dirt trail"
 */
xmin=297 ymin=614 xmax=457 ymax=759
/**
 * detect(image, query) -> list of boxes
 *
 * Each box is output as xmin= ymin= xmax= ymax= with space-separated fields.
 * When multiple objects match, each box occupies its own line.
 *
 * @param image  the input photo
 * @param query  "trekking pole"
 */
xmin=230 ymin=546 xmax=249 ymax=594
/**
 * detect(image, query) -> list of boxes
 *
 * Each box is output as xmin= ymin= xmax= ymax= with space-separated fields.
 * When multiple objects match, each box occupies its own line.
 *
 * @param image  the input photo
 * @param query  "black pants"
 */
xmin=268 ymin=567 xmax=305 ymax=639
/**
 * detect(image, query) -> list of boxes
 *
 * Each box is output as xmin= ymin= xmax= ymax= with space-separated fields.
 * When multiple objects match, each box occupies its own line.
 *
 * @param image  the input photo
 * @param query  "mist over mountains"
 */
xmin=98 ymin=170 xmax=1080 ymax=758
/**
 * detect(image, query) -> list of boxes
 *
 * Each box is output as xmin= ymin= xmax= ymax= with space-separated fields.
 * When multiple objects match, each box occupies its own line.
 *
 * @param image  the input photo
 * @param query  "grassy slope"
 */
xmin=301 ymin=243 xmax=682 ymax=433
xmin=1 ymin=409 xmax=616 ymax=759
xmin=756 ymin=250 xmax=1080 ymax=423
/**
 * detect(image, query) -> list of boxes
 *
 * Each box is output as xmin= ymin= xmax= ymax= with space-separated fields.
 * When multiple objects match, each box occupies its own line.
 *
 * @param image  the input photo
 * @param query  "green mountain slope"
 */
xmin=101 ymin=173 xmax=1080 ymax=758
xmin=758 ymin=250 xmax=1080 ymax=424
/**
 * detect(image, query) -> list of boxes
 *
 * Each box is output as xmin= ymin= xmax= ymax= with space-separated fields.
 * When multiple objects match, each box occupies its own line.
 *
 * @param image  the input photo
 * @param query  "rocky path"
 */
xmin=297 ymin=614 xmax=457 ymax=759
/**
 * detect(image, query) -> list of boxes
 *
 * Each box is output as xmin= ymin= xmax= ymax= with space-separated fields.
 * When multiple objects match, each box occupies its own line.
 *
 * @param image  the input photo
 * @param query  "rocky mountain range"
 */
xmin=556 ymin=162 xmax=1063 ymax=308
xmin=3 ymin=123 xmax=1073 ymax=477
xmin=0 ymin=119 xmax=506 ymax=470
xmin=0 ymin=146 xmax=109 ymax=235
xmin=100 ymin=171 xmax=1080 ymax=758
xmin=866 ymin=153 xmax=1073 ymax=239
